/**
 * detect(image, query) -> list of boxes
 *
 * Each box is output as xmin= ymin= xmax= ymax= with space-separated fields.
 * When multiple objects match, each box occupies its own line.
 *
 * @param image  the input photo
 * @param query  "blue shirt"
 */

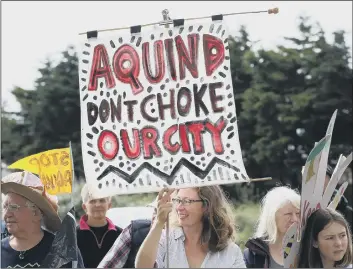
xmin=1 ymin=230 xmax=72 ymax=268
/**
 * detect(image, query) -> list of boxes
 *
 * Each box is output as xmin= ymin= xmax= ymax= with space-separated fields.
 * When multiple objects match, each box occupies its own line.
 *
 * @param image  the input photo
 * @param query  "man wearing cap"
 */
xmin=98 ymin=197 xmax=158 ymax=268
xmin=1 ymin=171 xmax=74 ymax=268
xmin=76 ymin=183 xmax=123 ymax=268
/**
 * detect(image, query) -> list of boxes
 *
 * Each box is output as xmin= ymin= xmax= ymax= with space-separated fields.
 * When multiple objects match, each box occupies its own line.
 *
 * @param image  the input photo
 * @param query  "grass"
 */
xmin=58 ymin=182 xmax=260 ymax=250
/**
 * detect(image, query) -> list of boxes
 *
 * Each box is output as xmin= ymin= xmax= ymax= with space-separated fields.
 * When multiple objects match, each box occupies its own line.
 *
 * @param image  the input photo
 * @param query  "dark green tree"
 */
xmin=1 ymin=46 xmax=84 ymax=178
xmin=221 ymin=26 xmax=257 ymax=203
xmin=236 ymin=16 xmax=352 ymax=196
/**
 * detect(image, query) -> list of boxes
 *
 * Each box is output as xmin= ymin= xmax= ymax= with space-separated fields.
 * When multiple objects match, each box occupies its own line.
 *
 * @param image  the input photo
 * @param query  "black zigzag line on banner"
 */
xmin=97 ymin=157 xmax=241 ymax=185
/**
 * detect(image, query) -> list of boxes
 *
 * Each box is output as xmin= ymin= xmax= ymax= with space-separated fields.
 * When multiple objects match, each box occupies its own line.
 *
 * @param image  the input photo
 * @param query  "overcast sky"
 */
xmin=2 ymin=1 xmax=352 ymax=112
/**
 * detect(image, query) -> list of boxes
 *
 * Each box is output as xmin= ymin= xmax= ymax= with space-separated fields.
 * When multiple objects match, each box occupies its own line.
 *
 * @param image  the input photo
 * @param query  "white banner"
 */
xmin=79 ymin=21 xmax=249 ymax=197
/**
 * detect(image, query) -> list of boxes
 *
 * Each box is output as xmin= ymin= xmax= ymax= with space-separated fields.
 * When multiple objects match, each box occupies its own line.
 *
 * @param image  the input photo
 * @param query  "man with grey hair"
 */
xmin=76 ymin=183 xmax=122 ymax=268
xmin=1 ymin=171 xmax=74 ymax=268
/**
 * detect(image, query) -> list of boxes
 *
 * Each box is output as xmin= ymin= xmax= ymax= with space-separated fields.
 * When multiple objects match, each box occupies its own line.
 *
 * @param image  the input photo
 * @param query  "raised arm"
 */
xmin=135 ymin=187 xmax=174 ymax=268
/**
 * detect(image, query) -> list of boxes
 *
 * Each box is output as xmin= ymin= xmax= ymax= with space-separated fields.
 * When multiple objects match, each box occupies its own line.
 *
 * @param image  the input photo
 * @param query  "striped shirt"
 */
xmin=98 ymin=225 xmax=132 ymax=268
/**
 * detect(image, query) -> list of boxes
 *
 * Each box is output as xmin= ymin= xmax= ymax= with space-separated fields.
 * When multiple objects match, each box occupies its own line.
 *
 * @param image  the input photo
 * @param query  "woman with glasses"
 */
xmin=135 ymin=186 xmax=246 ymax=268
xmin=243 ymin=186 xmax=300 ymax=268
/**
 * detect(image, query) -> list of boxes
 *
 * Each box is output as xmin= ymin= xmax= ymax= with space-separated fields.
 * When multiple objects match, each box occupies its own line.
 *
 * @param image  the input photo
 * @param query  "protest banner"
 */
xmin=283 ymin=110 xmax=353 ymax=268
xmin=283 ymin=222 xmax=299 ymax=268
xmin=79 ymin=19 xmax=250 ymax=197
xmin=7 ymin=148 xmax=73 ymax=195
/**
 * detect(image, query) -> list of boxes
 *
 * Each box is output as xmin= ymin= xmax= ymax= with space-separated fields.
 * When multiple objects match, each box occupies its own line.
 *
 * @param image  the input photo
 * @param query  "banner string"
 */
xmin=78 ymin=8 xmax=279 ymax=36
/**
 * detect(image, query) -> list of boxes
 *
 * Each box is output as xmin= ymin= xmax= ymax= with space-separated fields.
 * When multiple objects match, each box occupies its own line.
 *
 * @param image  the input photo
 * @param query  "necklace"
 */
xmin=19 ymin=251 xmax=26 ymax=260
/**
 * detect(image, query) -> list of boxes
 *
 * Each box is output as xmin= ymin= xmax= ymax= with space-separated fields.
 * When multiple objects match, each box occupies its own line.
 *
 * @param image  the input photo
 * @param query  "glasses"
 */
xmin=172 ymin=198 xmax=203 ymax=206
xmin=2 ymin=203 xmax=29 ymax=213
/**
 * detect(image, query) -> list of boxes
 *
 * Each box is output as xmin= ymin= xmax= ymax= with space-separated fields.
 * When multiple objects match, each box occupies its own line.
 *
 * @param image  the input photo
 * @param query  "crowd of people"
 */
xmin=1 ymin=167 xmax=352 ymax=268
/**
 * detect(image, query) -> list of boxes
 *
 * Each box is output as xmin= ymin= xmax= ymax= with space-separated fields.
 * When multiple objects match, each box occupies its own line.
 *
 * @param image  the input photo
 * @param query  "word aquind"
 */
xmin=96 ymin=117 xmax=227 ymax=160
xmin=87 ymin=34 xmax=225 ymax=95
xmin=87 ymin=82 xmax=225 ymax=125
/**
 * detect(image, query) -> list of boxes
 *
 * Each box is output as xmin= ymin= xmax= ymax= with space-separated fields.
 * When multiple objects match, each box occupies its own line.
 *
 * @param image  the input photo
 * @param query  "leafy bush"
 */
xmin=233 ymin=203 xmax=260 ymax=250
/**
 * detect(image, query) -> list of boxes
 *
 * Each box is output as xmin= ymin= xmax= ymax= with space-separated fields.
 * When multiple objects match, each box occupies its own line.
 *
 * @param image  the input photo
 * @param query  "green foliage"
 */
xmin=1 ymin=47 xmax=84 ymax=178
xmin=233 ymin=203 xmax=260 ymax=250
xmin=224 ymin=16 xmax=352 ymax=202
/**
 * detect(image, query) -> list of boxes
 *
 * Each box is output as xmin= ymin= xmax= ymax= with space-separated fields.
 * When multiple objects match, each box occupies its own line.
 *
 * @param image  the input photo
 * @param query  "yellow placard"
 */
xmin=8 ymin=148 xmax=73 ymax=195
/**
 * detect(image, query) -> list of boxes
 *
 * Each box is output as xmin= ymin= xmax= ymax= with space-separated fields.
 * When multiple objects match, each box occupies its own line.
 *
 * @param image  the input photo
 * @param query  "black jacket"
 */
xmin=243 ymin=238 xmax=270 ymax=268
xmin=77 ymin=215 xmax=122 ymax=268
xmin=123 ymin=219 xmax=152 ymax=268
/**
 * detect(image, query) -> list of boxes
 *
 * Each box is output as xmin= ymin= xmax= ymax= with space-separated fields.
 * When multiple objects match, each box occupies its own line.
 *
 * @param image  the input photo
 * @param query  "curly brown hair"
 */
xmin=171 ymin=185 xmax=236 ymax=253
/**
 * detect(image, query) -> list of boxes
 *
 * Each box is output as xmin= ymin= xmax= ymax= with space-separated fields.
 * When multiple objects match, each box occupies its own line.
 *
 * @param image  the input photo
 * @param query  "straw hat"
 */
xmin=1 ymin=171 xmax=61 ymax=233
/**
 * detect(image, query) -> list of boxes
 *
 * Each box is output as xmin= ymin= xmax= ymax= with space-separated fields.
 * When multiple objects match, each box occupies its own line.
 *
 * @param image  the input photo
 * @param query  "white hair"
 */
xmin=254 ymin=186 xmax=301 ymax=244
xmin=25 ymin=200 xmax=42 ymax=216
xmin=81 ymin=183 xmax=111 ymax=203
xmin=24 ymin=200 xmax=46 ymax=229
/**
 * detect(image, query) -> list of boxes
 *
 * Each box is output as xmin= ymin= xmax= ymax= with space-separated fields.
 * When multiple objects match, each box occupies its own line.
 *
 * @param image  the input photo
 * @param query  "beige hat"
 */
xmin=1 ymin=171 xmax=61 ymax=233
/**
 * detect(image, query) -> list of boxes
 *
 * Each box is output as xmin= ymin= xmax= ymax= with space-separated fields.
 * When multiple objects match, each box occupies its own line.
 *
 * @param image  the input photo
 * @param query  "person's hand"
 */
xmin=155 ymin=187 xmax=174 ymax=226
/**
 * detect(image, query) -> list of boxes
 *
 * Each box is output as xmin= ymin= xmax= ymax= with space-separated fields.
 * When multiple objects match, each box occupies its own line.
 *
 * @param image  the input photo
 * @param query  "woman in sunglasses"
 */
xmin=135 ymin=186 xmax=246 ymax=268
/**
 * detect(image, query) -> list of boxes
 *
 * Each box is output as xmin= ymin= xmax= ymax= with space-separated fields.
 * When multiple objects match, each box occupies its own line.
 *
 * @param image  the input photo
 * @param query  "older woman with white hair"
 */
xmin=1 ymin=171 xmax=75 ymax=268
xmin=243 ymin=186 xmax=301 ymax=268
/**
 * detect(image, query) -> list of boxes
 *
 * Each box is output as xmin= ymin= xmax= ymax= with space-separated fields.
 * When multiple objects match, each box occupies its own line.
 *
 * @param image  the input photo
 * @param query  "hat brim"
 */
xmin=1 ymin=182 xmax=61 ymax=232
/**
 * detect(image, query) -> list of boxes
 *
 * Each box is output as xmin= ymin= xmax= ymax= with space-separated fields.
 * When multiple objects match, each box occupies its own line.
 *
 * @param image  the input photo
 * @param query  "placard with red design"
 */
xmin=79 ymin=21 xmax=249 ymax=196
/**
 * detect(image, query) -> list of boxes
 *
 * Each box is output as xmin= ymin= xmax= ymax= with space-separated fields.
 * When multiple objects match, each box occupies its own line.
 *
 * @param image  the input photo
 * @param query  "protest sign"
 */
xmin=7 ymin=148 xmax=73 ymax=195
xmin=79 ymin=20 xmax=249 ymax=196
xmin=299 ymin=135 xmax=331 ymax=232
xmin=328 ymin=181 xmax=349 ymax=209
xmin=283 ymin=110 xmax=353 ymax=268
xmin=283 ymin=223 xmax=299 ymax=268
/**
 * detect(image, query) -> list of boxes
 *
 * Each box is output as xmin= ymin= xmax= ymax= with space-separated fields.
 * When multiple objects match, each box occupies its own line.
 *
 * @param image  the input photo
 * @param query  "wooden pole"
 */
xmin=78 ymin=7 xmax=279 ymax=35
xmin=163 ymin=10 xmax=171 ymax=268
